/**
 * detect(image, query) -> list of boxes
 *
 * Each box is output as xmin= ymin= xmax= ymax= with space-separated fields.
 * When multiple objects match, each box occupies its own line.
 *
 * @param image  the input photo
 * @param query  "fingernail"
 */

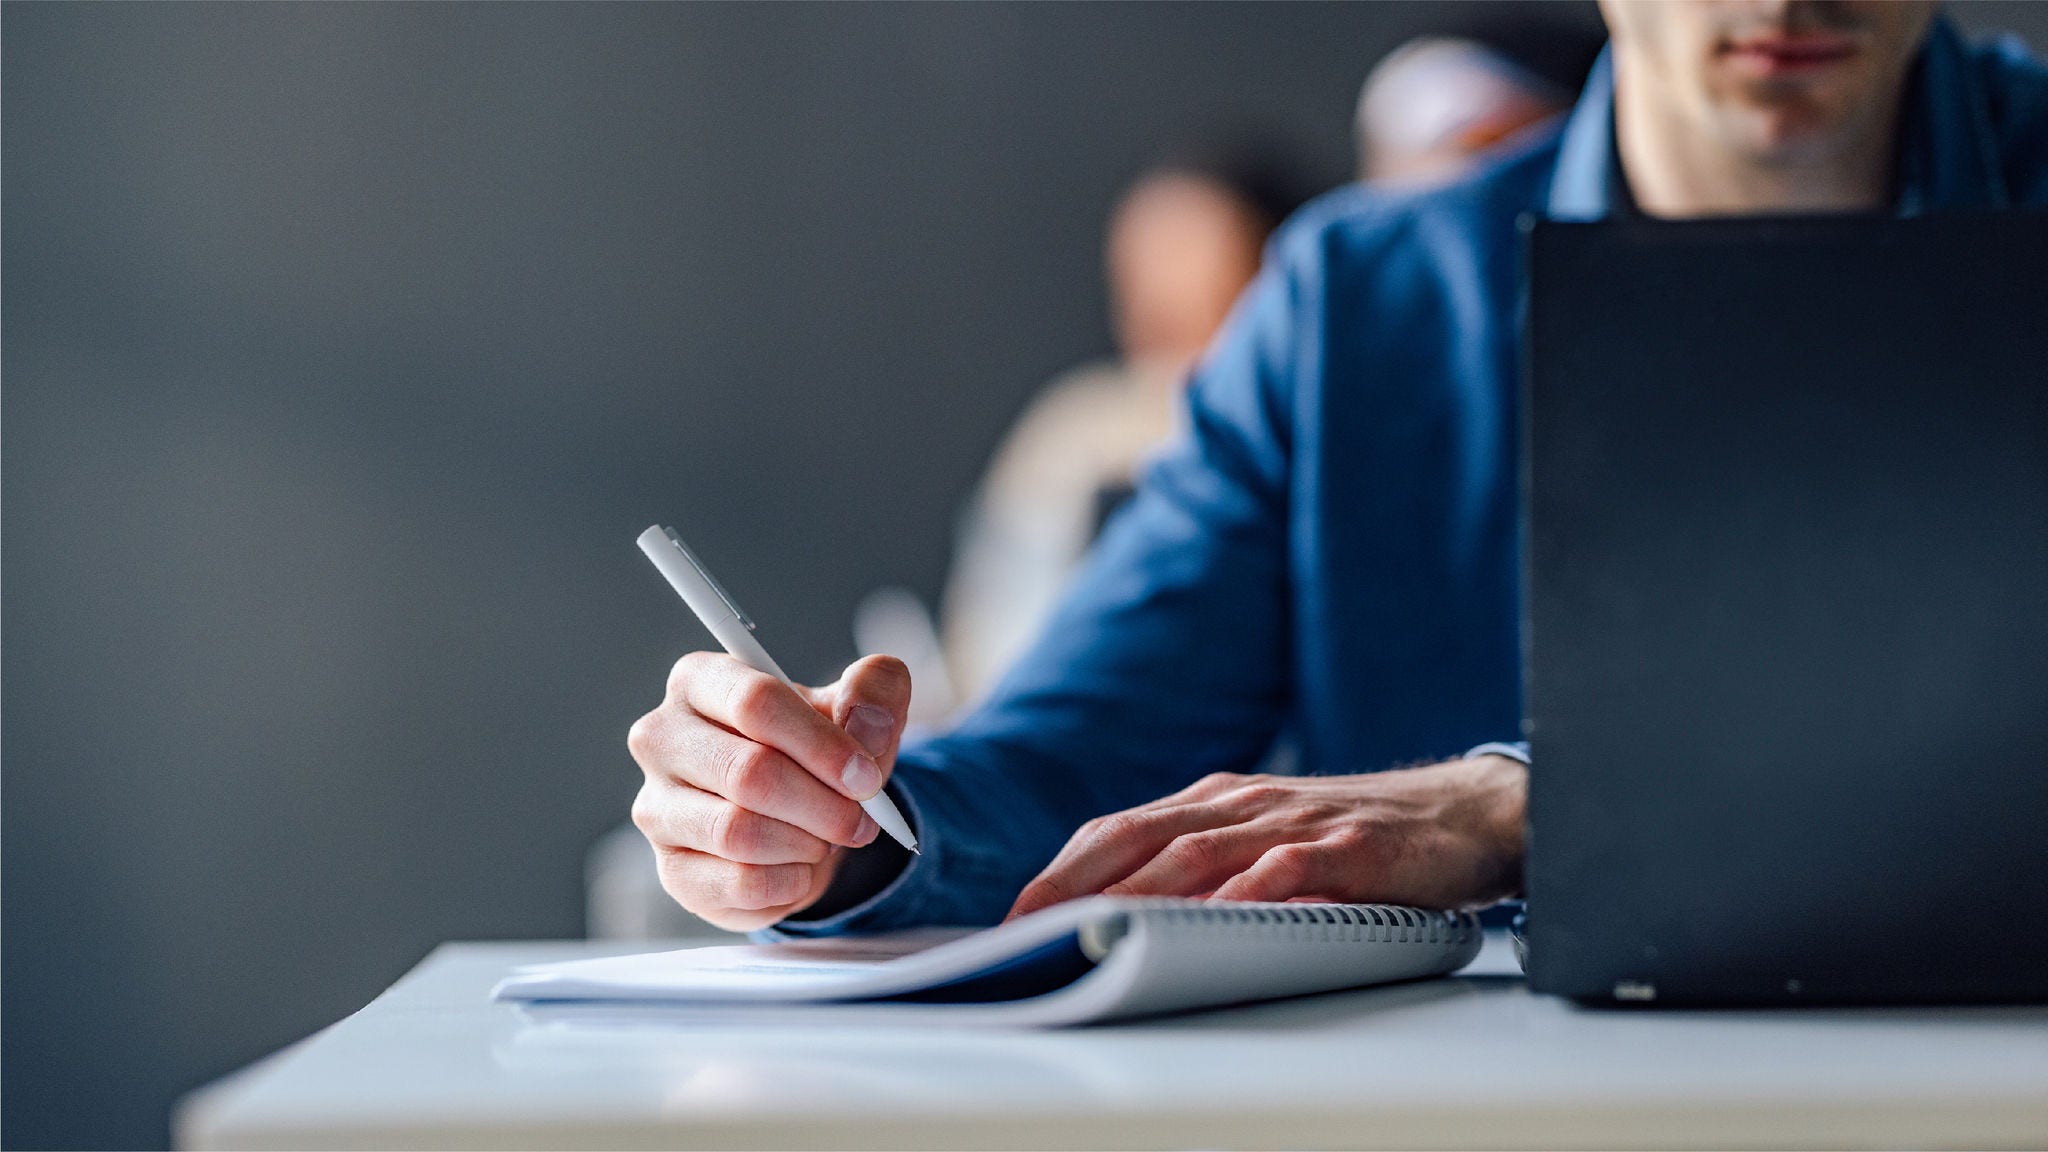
xmin=852 ymin=814 xmax=880 ymax=847
xmin=841 ymin=752 xmax=883 ymax=798
xmin=846 ymin=704 xmax=895 ymax=758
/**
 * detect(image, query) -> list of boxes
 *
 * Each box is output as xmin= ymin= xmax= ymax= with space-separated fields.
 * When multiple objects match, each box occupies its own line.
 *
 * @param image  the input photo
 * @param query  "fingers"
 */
xmin=670 ymin=652 xmax=889 ymax=802
xmin=632 ymin=651 xmax=913 ymax=931
xmin=632 ymin=778 xmax=837 ymax=865
xmin=633 ymin=707 xmax=874 ymax=848
xmin=1101 ymin=825 xmax=1275 ymax=899
xmin=1006 ymin=802 xmax=1235 ymax=920
xmin=659 ymin=851 xmax=815 ymax=910
xmin=1209 ymin=842 xmax=1332 ymax=903
xmin=821 ymin=655 xmax=912 ymax=771
xmin=653 ymin=847 xmax=832 ymax=931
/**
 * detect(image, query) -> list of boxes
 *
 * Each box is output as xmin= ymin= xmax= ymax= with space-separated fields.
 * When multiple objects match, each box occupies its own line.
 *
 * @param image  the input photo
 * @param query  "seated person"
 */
xmin=627 ymin=1 xmax=2048 ymax=934
xmin=938 ymin=152 xmax=1311 ymax=711
xmin=1355 ymin=33 xmax=1585 ymax=187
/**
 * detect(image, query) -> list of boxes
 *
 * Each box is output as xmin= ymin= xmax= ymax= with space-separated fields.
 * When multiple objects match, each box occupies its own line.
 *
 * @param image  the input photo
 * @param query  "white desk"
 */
xmin=179 ymin=933 xmax=2048 ymax=1149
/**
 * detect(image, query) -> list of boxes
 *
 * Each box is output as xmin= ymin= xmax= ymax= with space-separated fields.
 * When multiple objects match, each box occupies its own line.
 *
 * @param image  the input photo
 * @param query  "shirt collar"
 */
xmin=1544 ymin=17 xmax=2008 ymax=221
xmin=1546 ymin=49 xmax=1617 ymax=221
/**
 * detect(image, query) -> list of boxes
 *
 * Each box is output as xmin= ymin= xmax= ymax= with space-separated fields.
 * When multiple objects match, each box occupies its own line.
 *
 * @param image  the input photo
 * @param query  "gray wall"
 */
xmin=4 ymin=3 xmax=2041 ymax=1149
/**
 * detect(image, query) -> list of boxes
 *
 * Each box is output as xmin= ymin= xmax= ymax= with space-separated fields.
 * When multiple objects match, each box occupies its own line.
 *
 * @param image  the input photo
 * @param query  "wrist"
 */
xmin=1458 ymin=753 xmax=1528 ymax=901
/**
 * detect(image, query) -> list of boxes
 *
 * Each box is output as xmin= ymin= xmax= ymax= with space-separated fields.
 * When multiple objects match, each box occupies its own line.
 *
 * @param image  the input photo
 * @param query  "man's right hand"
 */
xmin=628 ymin=652 xmax=912 ymax=932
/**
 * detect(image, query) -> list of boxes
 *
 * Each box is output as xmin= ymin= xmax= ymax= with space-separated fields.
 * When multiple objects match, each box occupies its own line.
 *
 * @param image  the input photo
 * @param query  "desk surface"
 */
xmin=178 ymin=933 xmax=2048 ymax=1150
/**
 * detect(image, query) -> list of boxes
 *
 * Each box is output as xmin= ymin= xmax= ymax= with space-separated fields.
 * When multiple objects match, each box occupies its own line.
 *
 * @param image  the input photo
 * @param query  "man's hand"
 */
xmin=1006 ymin=756 xmax=1527 ymax=920
xmin=628 ymin=652 xmax=911 ymax=932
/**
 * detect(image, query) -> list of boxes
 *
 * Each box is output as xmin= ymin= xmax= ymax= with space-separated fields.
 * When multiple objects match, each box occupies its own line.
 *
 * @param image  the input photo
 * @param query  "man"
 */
xmin=628 ymin=2 xmax=2048 ymax=935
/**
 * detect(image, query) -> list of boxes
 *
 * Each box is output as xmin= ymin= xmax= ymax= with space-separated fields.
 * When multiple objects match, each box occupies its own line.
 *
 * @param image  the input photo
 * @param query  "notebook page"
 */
xmin=495 ymin=898 xmax=1112 ymax=1003
xmin=494 ymin=898 xmax=1480 ymax=1016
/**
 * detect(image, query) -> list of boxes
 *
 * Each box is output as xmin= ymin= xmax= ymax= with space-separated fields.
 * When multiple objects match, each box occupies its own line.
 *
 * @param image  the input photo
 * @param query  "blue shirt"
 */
xmin=782 ymin=19 xmax=2048 ymax=936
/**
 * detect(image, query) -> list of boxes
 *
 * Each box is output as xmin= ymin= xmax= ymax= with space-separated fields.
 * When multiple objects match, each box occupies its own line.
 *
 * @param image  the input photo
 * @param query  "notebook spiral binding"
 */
xmin=1123 ymin=901 xmax=1481 ymax=947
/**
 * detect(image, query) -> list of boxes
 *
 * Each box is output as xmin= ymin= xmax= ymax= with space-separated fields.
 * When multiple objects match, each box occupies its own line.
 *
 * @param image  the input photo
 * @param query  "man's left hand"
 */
xmin=1005 ymin=755 xmax=1527 ymax=920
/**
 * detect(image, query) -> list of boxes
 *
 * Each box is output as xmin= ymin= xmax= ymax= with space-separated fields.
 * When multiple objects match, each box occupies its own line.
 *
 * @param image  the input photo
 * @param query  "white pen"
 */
xmin=637 ymin=524 xmax=920 ymax=854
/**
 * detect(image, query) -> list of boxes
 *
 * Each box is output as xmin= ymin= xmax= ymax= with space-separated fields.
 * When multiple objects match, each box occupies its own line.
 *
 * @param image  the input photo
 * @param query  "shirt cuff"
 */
xmin=1464 ymin=741 xmax=1530 ymax=765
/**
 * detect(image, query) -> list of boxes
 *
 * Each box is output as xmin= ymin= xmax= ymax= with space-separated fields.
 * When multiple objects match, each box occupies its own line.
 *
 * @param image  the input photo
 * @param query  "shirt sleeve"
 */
xmin=1463 ymin=741 xmax=1530 ymax=765
xmin=771 ymin=236 xmax=1314 ymax=936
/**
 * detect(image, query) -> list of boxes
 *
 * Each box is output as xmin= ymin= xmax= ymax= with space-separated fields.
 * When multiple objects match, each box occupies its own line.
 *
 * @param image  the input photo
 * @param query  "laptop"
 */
xmin=1521 ymin=214 xmax=2048 ymax=1004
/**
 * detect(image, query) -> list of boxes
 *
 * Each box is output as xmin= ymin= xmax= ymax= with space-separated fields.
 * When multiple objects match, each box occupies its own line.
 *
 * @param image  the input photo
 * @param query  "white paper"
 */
xmin=493 ymin=898 xmax=1483 ymax=1026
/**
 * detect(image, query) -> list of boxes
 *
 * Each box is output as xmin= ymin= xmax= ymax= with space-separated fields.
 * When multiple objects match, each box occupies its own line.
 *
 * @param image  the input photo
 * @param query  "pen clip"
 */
xmin=662 ymin=527 xmax=756 ymax=631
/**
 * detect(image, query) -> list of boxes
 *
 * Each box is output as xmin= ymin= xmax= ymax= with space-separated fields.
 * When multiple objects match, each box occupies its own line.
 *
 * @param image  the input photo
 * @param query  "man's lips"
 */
xmin=1720 ymin=32 xmax=1861 ymax=77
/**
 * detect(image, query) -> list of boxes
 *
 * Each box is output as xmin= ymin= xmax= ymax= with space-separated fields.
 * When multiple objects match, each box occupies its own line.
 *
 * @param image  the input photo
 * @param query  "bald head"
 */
xmin=1357 ymin=37 xmax=1573 ymax=186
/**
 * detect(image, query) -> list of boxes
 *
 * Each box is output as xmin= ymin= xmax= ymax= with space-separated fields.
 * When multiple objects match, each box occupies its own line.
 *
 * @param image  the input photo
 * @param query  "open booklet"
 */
xmin=494 ymin=897 xmax=1484 ymax=1026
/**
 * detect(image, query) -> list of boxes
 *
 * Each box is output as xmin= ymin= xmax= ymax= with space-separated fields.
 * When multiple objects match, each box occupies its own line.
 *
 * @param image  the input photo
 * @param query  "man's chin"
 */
xmin=1723 ymin=99 xmax=1865 ymax=165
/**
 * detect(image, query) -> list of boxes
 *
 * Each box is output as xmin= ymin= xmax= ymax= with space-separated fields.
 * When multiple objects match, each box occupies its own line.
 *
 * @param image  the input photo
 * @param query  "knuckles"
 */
xmin=709 ymin=806 xmax=832 ymax=865
xmin=1088 ymin=808 xmax=1169 ymax=849
xmin=722 ymin=742 xmax=785 ymax=809
xmin=1086 ymin=812 xmax=1143 ymax=848
xmin=1226 ymin=778 xmax=1290 ymax=810
xmin=730 ymin=863 xmax=804 ymax=911
xmin=1256 ymin=842 xmax=1318 ymax=889
xmin=667 ymin=650 xmax=720 ymax=703
xmin=717 ymin=740 xmax=861 ymax=847
xmin=708 ymin=804 xmax=759 ymax=860
xmin=653 ymin=848 xmax=700 ymax=908
xmin=630 ymin=782 xmax=663 ymax=840
xmin=1159 ymin=831 xmax=1222 ymax=876
xmin=655 ymin=849 xmax=807 ymax=916
xmin=626 ymin=710 xmax=666 ymax=765
xmin=649 ymin=842 xmax=815 ymax=929
xmin=1326 ymin=826 xmax=1389 ymax=871
xmin=725 ymin=674 xmax=784 ymax=736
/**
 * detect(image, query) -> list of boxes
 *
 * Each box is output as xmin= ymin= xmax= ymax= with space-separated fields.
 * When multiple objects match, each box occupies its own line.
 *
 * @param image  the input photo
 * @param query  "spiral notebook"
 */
xmin=494 ymin=897 xmax=1483 ymax=1025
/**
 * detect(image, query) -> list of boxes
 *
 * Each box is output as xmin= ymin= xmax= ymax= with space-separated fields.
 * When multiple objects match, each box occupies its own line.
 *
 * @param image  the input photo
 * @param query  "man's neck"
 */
xmin=1611 ymin=58 xmax=1901 ymax=217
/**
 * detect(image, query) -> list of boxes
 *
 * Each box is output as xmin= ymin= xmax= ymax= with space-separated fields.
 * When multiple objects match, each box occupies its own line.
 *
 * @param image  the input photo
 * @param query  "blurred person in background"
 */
xmin=1357 ymin=37 xmax=1576 ymax=186
xmin=1357 ymin=14 xmax=1606 ymax=185
xmin=932 ymin=150 xmax=1313 ymax=710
